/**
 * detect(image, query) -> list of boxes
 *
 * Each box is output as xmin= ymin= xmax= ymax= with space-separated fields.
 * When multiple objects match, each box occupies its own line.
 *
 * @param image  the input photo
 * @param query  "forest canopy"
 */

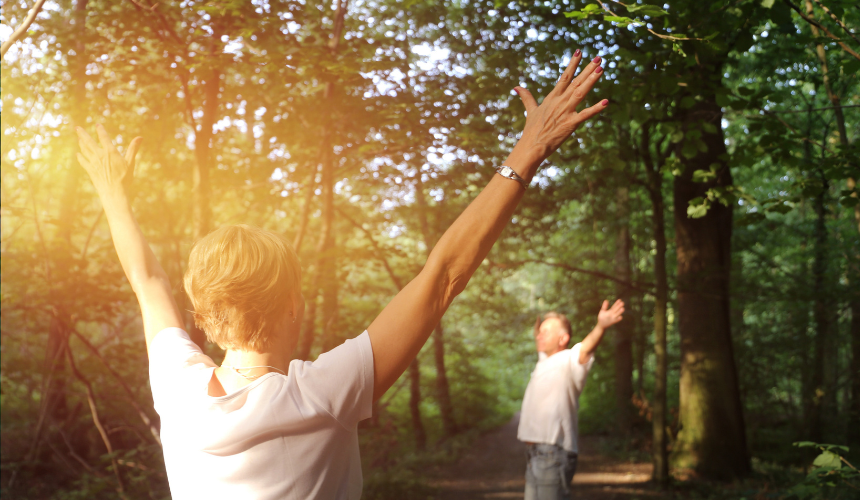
xmin=1 ymin=0 xmax=858 ymax=498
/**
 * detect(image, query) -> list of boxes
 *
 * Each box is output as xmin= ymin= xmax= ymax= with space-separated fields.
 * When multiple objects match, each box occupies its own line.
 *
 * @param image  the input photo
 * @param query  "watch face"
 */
xmin=500 ymin=166 xmax=513 ymax=177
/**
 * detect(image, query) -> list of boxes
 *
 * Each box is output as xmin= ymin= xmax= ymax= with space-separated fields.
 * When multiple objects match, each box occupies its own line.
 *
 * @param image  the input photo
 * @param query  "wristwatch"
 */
xmin=495 ymin=165 xmax=528 ymax=189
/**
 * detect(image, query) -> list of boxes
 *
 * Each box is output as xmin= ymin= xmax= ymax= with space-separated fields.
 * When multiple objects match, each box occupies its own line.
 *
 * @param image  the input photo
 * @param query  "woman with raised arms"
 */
xmin=75 ymin=50 xmax=607 ymax=499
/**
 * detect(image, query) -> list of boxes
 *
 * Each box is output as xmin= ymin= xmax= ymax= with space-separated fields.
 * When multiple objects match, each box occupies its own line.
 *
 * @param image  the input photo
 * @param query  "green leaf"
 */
xmin=671 ymin=130 xmax=685 ymax=143
xmin=761 ymin=0 xmax=775 ymax=8
xmin=680 ymin=96 xmax=696 ymax=109
xmin=582 ymin=4 xmax=602 ymax=13
xmin=812 ymin=451 xmax=842 ymax=470
xmin=767 ymin=203 xmax=793 ymax=214
xmin=682 ymin=141 xmax=699 ymax=159
xmin=605 ymin=15 xmax=635 ymax=23
xmin=564 ymin=11 xmax=588 ymax=19
xmin=692 ymin=169 xmax=716 ymax=183
xmin=736 ymin=212 xmax=766 ymax=225
xmin=737 ymin=86 xmax=755 ymax=97
xmin=702 ymin=122 xmax=718 ymax=134
xmin=687 ymin=197 xmax=710 ymax=218
xmin=794 ymin=441 xmax=819 ymax=448
xmin=626 ymin=5 xmax=669 ymax=17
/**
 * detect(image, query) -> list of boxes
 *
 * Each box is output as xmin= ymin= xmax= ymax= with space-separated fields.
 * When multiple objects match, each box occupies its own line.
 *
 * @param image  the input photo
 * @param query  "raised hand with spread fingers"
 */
xmin=76 ymin=124 xmax=184 ymax=349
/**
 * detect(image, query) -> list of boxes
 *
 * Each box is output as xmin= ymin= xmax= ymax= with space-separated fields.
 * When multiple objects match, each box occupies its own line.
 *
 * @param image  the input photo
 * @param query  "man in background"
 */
xmin=517 ymin=300 xmax=625 ymax=500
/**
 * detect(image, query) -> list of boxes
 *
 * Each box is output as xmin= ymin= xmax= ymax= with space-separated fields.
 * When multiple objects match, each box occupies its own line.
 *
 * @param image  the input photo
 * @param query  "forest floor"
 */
xmin=425 ymin=413 xmax=657 ymax=500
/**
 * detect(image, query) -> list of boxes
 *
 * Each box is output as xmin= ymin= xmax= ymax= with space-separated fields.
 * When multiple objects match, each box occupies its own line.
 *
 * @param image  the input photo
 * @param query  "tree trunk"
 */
xmin=292 ymin=164 xmax=317 ymax=252
xmin=432 ymin=323 xmax=458 ymax=436
xmin=316 ymin=0 xmax=348 ymax=353
xmin=317 ymin=130 xmax=338 ymax=352
xmin=296 ymin=285 xmax=319 ymax=360
xmin=415 ymin=175 xmax=457 ymax=437
xmin=409 ymin=359 xmax=427 ymax=450
xmin=642 ymin=125 xmax=669 ymax=486
xmin=46 ymin=0 xmax=90 ymax=428
xmin=808 ymin=174 xmax=832 ymax=441
xmin=192 ymin=65 xmax=218 ymax=241
xmin=633 ymin=293 xmax=646 ymax=396
xmin=187 ymin=60 xmax=220 ymax=348
xmin=850 ymin=297 xmax=860 ymax=445
xmin=671 ymin=98 xmax=749 ymax=479
xmin=614 ymin=187 xmax=634 ymax=435
xmin=804 ymin=0 xmax=859 ymax=442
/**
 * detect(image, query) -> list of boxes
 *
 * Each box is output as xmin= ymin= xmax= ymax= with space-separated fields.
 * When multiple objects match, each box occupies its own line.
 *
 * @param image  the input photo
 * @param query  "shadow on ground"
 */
xmin=426 ymin=413 xmax=657 ymax=500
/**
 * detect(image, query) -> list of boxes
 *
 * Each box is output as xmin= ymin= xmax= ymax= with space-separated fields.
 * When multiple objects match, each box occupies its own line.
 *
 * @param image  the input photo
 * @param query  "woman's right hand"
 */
xmin=76 ymin=124 xmax=142 ymax=196
xmin=514 ymin=50 xmax=607 ymax=162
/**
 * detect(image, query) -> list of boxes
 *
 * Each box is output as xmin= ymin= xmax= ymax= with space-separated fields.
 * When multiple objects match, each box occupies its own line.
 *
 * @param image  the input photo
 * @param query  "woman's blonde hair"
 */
xmin=184 ymin=224 xmax=301 ymax=352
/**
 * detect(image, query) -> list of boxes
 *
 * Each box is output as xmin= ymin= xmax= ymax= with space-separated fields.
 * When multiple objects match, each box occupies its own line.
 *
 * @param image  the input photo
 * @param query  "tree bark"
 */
xmin=614 ymin=187 xmax=634 ymax=435
xmin=296 ymin=286 xmax=318 ymax=361
xmin=432 ymin=323 xmax=458 ymax=437
xmin=804 ymin=0 xmax=860 ymax=443
xmin=409 ymin=359 xmax=427 ymax=450
xmin=187 ymin=51 xmax=221 ymax=348
xmin=671 ymin=98 xmax=749 ymax=479
xmin=808 ymin=169 xmax=832 ymax=441
xmin=315 ymin=0 xmax=348 ymax=353
xmin=641 ymin=125 xmax=669 ymax=486
xmin=47 ymin=0 xmax=90 ymax=430
xmin=415 ymin=175 xmax=458 ymax=437
xmin=192 ymin=65 xmax=219 ymax=241
xmin=850 ymin=296 xmax=860 ymax=445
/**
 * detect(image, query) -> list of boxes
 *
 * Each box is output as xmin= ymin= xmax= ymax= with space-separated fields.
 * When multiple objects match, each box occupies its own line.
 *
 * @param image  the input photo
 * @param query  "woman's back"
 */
xmin=150 ymin=328 xmax=374 ymax=500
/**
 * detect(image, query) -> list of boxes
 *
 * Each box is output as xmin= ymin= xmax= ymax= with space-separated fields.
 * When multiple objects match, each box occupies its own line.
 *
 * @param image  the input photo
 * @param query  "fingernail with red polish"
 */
xmin=595 ymin=66 xmax=603 ymax=74
xmin=574 ymin=49 xmax=581 ymax=57
xmin=601 ymin=99 xmax=609 ymax=107
xmin=592 ymin=56 xmax=601 ymax=64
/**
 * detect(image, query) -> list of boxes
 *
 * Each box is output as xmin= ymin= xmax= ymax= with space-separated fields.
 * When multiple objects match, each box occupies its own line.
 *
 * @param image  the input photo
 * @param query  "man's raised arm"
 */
xmin=368 ymin=51 xmax=608 ymax=400
xmin=76 ymin=124 xmax=184 ymax=350
xmin=578 ymin=299 xmax=625 ymax=364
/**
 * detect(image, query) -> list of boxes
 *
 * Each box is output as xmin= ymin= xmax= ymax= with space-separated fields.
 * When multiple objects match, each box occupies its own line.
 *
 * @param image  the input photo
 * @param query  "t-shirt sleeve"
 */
xmin=148 ymin=327 xmax=216 ymax=415
xmin=568 ymin=342 xmax=595 ymax=393
xmin=293 ymin=331 xmax=374 ymax=428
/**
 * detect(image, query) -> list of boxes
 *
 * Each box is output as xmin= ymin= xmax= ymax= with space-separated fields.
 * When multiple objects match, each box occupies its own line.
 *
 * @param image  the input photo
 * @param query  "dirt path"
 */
xmin=427 ymin=414 xmax=657 ymax=499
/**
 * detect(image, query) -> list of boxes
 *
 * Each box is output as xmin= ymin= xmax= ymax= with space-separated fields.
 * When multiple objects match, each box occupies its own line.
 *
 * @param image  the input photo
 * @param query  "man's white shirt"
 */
xmin=517 ymin=343 xmax=594 ymax=454
xmin=148 ymin=327 xmax=373 ymax=500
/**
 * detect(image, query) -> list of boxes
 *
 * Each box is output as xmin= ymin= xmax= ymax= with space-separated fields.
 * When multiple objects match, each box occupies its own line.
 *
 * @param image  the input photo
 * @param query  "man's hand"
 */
xmin=76 ymin=124 xmax=142 ymax=195
xmin=596 ymin=299 xmax=625 ymax=329
xmin=579 ymin=299 xmax=625 ymax=364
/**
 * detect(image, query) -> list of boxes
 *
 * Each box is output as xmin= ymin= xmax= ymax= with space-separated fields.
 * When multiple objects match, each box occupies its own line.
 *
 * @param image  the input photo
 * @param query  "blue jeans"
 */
xmin=524 ymin=443 xmax=578 ymax=500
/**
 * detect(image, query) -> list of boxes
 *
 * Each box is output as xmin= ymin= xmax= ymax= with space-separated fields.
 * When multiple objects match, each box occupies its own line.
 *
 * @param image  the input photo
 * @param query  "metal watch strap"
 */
xmin=495 ymin=165 xmax=528 ymax=188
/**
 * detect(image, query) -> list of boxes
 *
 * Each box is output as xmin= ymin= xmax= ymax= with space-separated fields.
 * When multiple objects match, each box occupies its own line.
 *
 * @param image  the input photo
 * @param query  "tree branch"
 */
xmin=488 ymin=259 xmax=656 ymax=296
xmin=783 ymin=0 xmax=860 ymax=61
xmin=812 ymin=0 xmax=860 ymax=46
xmin=335 ymin=206 xmax=405 ymax=291
xmin=69 ymin=329 xmax=162 ymax=446
xmin=0 ymin=0 xmax=48 ymax=58
xmin=66 ymin=346 xmax=127 ymax=497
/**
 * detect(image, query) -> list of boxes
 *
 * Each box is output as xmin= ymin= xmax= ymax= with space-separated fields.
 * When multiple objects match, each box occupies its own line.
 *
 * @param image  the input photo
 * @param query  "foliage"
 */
xmin=787 ymin=442 xmax=860 ymax=499
xmin=1 ymin=0 xmax=858 ymax=497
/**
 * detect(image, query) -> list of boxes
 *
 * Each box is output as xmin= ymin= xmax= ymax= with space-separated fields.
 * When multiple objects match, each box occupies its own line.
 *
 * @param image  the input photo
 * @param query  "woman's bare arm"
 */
xmin=368 ymin=52 xmax=608 ymax=400
xmin=76 ymin=125 xmax=184 ymax=350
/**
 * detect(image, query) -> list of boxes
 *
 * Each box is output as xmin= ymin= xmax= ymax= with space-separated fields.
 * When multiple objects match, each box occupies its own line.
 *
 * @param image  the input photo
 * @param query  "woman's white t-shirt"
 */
xmin=148 ymin=327 xmax=374 ymax=500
